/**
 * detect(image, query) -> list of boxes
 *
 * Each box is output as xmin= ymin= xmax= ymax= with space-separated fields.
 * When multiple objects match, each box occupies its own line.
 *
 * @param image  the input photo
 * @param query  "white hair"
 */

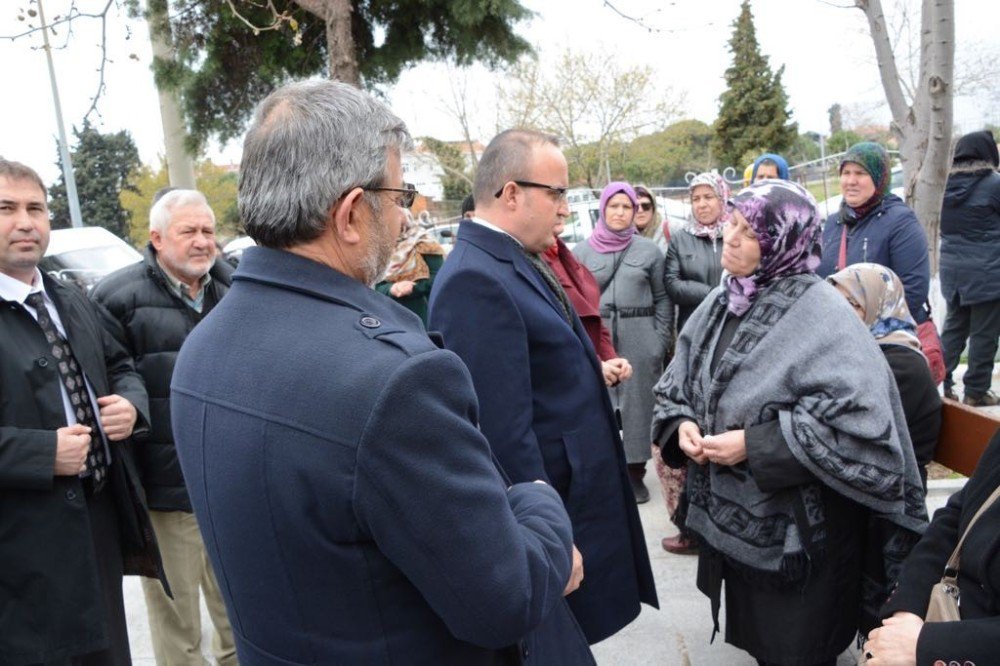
xmin=149 ymin=189 xmax=215 ymax=233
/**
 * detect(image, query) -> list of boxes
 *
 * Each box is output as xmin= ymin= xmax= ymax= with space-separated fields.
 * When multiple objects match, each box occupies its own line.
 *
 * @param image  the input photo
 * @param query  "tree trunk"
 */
xmin=294 ymin=0 xmax=359 ymax=85
xmin=146 ymin=0 xmax=197 ymax=189
xmin=858 ymin=0 xmax=954 ymax=274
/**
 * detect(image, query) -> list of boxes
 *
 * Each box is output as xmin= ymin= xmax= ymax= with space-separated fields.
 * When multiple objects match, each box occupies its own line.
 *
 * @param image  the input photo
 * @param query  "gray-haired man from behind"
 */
xmin=91 ymin=189 xmax=236 ymax=666
xmin=168 ymin=79 xmax=594 ymax=665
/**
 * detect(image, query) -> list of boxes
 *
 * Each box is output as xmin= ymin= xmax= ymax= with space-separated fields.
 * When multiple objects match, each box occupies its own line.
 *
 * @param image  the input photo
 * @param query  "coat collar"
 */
xmin=457 ymin=220 xmax=570 ymax=321
xmin=233 ymin=246 xmax=421 ymax=333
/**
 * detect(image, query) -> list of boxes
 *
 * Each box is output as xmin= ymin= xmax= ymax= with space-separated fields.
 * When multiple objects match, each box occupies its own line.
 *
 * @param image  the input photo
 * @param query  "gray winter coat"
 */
xmin=663 ymin=228 xmax=724 ymax=332
xmin=574 ymin=237 xmax=672 ymax=463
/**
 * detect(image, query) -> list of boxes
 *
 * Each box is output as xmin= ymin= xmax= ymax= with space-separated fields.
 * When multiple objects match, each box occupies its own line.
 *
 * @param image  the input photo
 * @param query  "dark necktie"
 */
xmin=25 ymin=292 xmax=108 ymax=489
xmin=521 ymin=248 xmax=574 ymax=324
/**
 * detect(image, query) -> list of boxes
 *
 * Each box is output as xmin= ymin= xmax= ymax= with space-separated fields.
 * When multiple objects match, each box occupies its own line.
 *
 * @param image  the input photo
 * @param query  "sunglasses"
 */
xmin=365 ymin=183 xmax=418 ymax=208
xmin=638 ymin=202 xmax=653 ymax=212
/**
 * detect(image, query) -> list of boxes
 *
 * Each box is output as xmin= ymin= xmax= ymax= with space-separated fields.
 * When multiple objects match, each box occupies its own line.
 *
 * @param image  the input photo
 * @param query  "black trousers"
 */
xmin=941 ymin=295 xmax=1000 ymax=397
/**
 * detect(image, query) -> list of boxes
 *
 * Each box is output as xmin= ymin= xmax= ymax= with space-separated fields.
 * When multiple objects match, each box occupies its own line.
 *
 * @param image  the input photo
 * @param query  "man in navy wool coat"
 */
xmin=170 ymin=81 xmax=594 ymax=665
xmin=428 ymin=130 xmax=659 ymax=644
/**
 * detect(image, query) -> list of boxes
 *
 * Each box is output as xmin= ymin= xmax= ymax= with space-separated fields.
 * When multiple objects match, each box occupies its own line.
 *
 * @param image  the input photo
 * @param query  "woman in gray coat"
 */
xmin=664 ymin=172 xmax=731 ymax=331
xmin=657 ymin=171 xmax=731 ymax=553
xmin=574 ymin=181 xmax=672 ymax=504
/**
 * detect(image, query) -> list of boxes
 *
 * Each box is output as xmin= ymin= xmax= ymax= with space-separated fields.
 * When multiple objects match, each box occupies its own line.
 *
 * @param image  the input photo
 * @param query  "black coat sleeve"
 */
xmin=881 ymin=345 xmax=941 ymax=479
xmin=745 ymin=420 xmax=816 ymax=492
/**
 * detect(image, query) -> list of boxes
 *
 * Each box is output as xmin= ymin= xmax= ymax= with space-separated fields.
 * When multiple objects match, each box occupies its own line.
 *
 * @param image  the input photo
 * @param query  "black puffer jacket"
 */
xmin=939 ymin=131 xmax=1000 ymax=306
xmin=91 ymin=244 xmax=233 ymax=511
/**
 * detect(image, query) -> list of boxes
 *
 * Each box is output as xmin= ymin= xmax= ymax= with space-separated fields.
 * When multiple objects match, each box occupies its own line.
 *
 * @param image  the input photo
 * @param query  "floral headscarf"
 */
xmin=827 ymin=263 xmax=921 ymax=351
xmin=587 ymin=181 xmax=638 ymax=254
xmin=724 ymin=180 xmax=822 ymax=316
xmin=685 ymin=172 xmax=731 ymax=241
xmin=381 ymin=216 xmax=445 ymax=283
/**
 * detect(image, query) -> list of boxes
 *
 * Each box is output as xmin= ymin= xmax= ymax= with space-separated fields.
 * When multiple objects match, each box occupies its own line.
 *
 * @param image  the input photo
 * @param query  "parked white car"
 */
xmin=40 ymin=226 xmax=142 ymax=291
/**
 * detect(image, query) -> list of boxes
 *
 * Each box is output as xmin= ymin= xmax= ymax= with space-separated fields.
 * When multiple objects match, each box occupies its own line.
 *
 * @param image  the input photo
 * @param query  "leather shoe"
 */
xmin=964 ymin=390 xmax=999 ymax=407
xmin=943 ymin=386 xmax=959 ymax=401
xmin=661 ymin=534 xmax=697 ymax=555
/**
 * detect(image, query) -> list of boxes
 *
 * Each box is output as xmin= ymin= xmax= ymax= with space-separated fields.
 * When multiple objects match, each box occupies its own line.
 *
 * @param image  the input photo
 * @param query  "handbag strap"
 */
xmin=598 ymin=244 xmax=631 ymax=296
xmin=943 ymin=483 xmax=1000 ymax=578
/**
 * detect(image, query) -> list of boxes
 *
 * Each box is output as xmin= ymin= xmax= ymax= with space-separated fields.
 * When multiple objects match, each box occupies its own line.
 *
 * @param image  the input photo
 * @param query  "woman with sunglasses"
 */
xmin=573 ymin=182 xmax=673 ymax=504
xmin=634 ymin=185 xmax=669 ymax=253
xmin=375 ymin=209 xmax=445 ymax=325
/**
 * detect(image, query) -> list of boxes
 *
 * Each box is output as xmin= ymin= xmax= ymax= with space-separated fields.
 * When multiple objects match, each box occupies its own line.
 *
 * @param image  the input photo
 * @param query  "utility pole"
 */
xmin=38 ymin=0 xmax=83 ymax=228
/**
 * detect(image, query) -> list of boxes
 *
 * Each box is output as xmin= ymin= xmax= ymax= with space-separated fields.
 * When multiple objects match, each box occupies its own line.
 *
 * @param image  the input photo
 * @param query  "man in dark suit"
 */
xmin=0 ymin=159 xmax=165 ymax=665
xmin=428 ymin=130 xmax=659 ymax=644
xmin=170 ymin=80 xmax=593 ymax=665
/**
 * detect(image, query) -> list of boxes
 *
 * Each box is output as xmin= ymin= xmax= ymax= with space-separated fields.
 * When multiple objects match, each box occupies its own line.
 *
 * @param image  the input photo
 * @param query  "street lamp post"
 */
xmin=38 ymin=0 xmax=83 ymax=228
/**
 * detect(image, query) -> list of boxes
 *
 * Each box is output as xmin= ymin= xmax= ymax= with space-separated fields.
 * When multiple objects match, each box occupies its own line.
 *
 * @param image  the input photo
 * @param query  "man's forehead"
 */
xmin=0 ymin=176 xmax=47 ymax=201
xmin=168 ymin=205 xmax=215 ymax=225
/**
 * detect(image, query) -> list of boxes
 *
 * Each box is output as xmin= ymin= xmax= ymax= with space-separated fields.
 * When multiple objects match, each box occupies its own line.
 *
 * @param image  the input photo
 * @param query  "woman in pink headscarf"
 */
xmin=573 ymin=182 xmax=673 ymax=504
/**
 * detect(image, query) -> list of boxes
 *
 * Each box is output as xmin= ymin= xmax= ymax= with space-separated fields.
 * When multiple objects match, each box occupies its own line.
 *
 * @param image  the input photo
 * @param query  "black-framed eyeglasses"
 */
xmin=494 ymin=180 xmax=568 ymax=201
xmin=365 ymin=182 xmax=418 ymax=209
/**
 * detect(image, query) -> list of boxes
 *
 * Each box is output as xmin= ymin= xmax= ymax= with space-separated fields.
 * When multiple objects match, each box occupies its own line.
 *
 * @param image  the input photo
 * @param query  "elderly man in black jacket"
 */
xmin=939 ymin=130 xmax=1000 ymax=407
xmin=0 ymin=159 xmax=165 ymax=665
xmin=91 ymin=189 xmax=236 ymax=665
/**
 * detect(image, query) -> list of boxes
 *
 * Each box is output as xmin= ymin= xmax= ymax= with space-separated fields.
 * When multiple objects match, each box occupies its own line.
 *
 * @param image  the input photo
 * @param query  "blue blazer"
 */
xmin=429 ymin=221 xmax=659 ymax=644
xmin=171 ymin=247 xmax=594 ymax=665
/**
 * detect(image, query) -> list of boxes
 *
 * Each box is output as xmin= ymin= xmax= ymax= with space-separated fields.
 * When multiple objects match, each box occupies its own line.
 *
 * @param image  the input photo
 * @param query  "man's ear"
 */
xmin=149 ymin=228 xmax=163 ymax=252
xmin=331 ymin=187 xmax=366 ymax=245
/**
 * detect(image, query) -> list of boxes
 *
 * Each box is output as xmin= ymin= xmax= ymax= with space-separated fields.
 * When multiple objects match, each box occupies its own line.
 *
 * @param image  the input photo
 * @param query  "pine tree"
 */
xmin=712 ymin=0 xmax=798 ymax=169
xmin=49 ymin=123 xmax=141 ymax=238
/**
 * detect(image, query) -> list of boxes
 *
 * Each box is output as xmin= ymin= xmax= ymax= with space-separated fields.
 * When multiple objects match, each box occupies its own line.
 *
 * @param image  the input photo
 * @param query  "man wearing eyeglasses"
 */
xmin=428 ymin=130 xmax=659 ymax=645
xmin=170 ymin=82 xmax=594 ymax=665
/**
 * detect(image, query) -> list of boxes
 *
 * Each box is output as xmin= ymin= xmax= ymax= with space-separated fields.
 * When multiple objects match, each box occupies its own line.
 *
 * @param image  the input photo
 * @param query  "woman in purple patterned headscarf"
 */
xmin=723 ymin=179 xmax=823 ymax=316
xmin=650 ymin=179 xmax=926 ymax=665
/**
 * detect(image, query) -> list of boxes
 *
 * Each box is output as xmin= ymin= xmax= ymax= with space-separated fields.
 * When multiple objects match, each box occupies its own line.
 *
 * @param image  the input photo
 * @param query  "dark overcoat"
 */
xmin=170 ymin=247 xmax=594 ymax=666
xmin=428 ymin=221 xmax=659 ymax=644
xmin=881 ymin=429 xmax=1000 ymax=665
xmin=0 ymin=274 xmax=163 ymax=664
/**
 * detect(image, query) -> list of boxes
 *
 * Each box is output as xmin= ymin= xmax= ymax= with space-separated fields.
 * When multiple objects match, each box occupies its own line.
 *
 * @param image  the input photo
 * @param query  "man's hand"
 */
xmin=97 ymin=394 xmax=137 ymax=441
xmin=863 ymin=612 xmax=922 ymax=666
xmin=55 ymin=424 xmax=91 ymax=476
xmin=678 ymin=421 xmax=707 ymax=464
xmin=390 ymin=280 xmax=415 ymax=298
xmin=701 ymin=429 xmax=747 ymax=466
xmin=563 ymin=545 xmax=584 ymax=596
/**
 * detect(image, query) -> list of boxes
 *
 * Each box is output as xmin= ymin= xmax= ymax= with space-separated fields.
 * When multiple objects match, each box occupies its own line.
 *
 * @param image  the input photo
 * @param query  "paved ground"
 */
xmin=123 ymin=364 xmax=997 ymax=665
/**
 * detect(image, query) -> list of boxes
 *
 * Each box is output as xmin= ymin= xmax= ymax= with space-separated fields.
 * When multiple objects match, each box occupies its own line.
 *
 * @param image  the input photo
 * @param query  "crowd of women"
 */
xmin=375 ymin=136 xmax=1000 ymax=666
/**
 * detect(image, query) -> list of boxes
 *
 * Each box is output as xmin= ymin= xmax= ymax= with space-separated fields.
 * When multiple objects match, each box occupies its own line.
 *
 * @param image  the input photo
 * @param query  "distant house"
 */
xmin=402 ymin=141 xmax=446 ymax=201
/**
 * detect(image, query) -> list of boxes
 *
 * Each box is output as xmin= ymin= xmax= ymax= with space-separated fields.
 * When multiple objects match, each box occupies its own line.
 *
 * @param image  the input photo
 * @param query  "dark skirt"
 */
xmin=710 ymin=490 xmax=866 ymax=665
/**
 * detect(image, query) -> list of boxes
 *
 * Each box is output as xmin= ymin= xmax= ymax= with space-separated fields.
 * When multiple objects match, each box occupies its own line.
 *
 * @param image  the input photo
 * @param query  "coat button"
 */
xmin=360 ymin=315 xmax=381 ymax=329
xmin=65 ymin=489 xmax=77 ymax=500
xmin=521 ymin=643 xmax=529 ymax=659
xmin=36 ymin=357 xmax=49 ymax=368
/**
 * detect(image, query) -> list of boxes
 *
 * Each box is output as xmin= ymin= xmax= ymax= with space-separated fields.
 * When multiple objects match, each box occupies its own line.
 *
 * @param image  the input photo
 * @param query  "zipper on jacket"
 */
xmin=863 ymin=238 xmax=868 ymax=263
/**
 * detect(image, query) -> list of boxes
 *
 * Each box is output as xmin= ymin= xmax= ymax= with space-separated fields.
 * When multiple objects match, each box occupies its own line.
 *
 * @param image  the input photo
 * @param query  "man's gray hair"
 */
xmin=473 ymin=129 xmax=560 ymax=205
xmin=239 ymin=80 xmax=413 ymax=248
xmin=149 ymin=189 xmax=215 ymax=233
